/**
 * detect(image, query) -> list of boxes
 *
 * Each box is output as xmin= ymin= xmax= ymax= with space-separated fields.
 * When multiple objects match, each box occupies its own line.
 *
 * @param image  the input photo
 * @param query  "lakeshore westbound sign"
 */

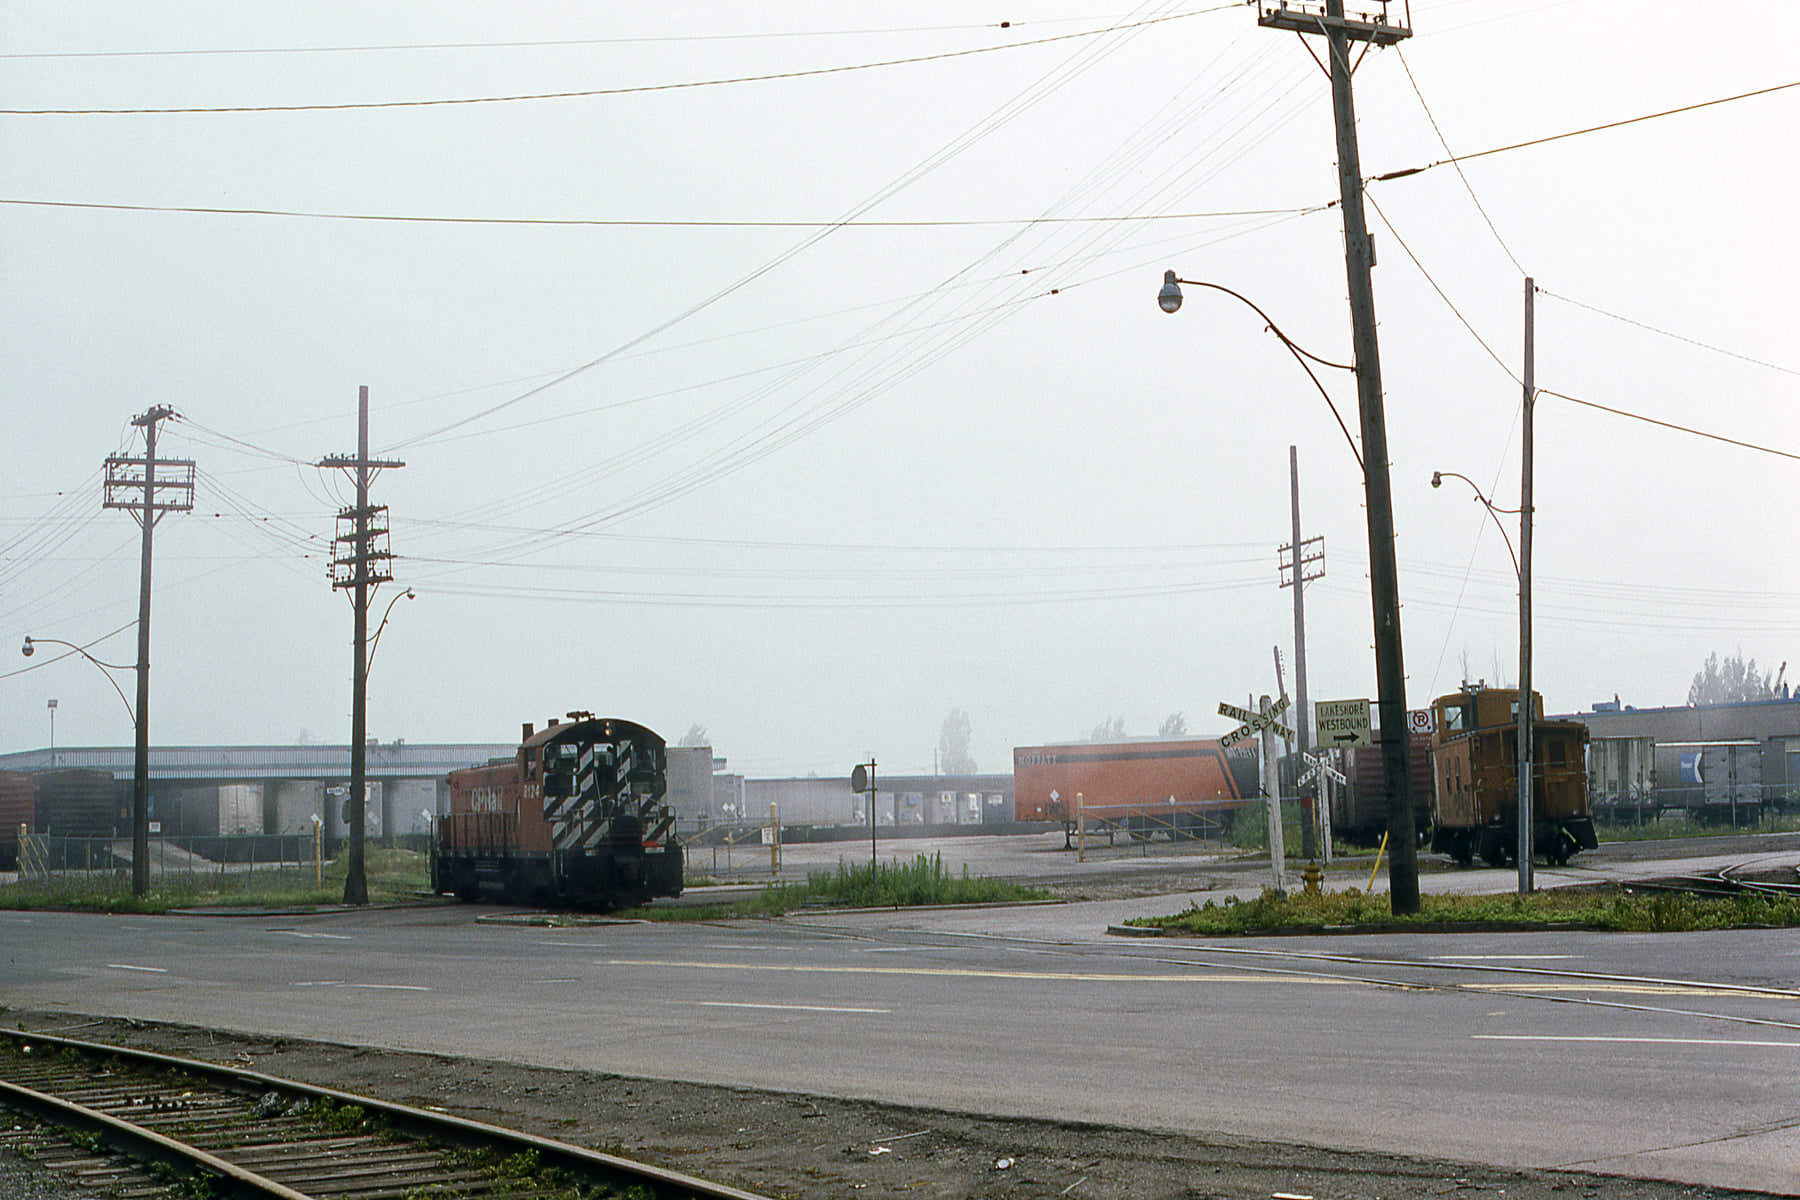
xmin=1315 ymin=698 xmax=1373 ymax=747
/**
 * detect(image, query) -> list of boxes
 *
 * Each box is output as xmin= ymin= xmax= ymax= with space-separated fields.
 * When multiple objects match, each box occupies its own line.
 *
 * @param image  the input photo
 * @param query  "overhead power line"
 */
xmin=1366 ymin=197 xmax=1797 ymax=464
xmin=1538 ymin=390 xmax=1800 ymax=463
xmin=1392 ymin=46 xmax=1525 ymax=276
xmin=0 ymin=18 xmax=1111 ymax=60
xmin=1538 ymin=288 xmax=1800 ymax=379
xmin=1375 ymin=77 xmax=1800 ymax=181
xmin=0 ymin=196 xmax=1310 ymax=229
xmin=0 ymin=9 xmax=1230 ymax=116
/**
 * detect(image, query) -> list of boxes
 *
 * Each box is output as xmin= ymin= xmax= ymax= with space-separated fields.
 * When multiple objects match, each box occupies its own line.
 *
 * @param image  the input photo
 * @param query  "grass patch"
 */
xmin=1596 ymin=812 xmax=1800 ymax=842
xmin=0 ymin=847 xmax=430 ymax=914
xmin=620 ymin=852 xmax=1051 ymax=921
xmin=1132 ymin=884 xmax=1800 ymax=935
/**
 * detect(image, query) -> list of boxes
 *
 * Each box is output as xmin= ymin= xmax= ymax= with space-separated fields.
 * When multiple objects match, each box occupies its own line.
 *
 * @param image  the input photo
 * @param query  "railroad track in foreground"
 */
xmin=0 ymin=1027 xmax=772 ymax=1200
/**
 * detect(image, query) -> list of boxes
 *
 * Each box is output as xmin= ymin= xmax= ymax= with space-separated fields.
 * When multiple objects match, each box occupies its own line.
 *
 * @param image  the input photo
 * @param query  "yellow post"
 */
xmin=770 ymin=802 xmax=780 ymax=877
xmin=1076 ymin=792 xmax=1086 ymax=863
xmin=1366 ymin=831 xmax=1389 ymax=893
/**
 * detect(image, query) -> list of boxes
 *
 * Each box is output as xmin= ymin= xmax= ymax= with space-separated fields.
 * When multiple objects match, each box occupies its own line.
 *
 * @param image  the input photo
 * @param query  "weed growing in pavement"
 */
xmin=1133 ymin=883 xmax=1800 ymax=935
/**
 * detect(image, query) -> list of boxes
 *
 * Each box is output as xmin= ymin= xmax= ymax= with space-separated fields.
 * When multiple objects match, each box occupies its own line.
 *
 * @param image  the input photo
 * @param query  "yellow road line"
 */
xmin=600 ymin=959 xmax=1360 ymax=985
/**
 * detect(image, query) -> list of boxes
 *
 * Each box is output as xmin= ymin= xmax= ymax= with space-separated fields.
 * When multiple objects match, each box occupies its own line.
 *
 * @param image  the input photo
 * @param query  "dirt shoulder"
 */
xmin=5 ymin=1009 xmax=1776 ymax=1200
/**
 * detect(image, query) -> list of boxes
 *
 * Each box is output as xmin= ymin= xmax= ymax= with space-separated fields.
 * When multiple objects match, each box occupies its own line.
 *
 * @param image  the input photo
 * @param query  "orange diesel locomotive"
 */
xmin=434 ymin=714 xmax=683 ymax=909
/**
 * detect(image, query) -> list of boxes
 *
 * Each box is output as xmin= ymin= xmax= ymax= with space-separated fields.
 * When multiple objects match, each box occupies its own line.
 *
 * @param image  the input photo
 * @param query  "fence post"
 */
xmin=1076 ymin=792 xmax=1086 ymax=863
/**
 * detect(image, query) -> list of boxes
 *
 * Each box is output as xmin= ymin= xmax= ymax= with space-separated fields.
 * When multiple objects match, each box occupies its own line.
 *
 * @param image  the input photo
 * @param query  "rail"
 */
xmin=0 ymin=1026 xmax=776 ymax=1200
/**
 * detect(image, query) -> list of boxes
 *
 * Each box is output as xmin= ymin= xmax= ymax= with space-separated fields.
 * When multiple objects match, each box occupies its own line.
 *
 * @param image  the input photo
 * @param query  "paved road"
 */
xmin=3 ymin=835 xmax=1798 ymax=1195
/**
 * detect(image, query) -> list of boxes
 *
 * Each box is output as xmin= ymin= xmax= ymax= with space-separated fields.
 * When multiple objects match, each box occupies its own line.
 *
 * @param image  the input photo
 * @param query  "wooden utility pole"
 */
xmin=320 ymin=386 xmax=403 ymax=905
xmin=1258 ymin=0 xmax=1419 ymax=913
xmin=1517 ymin=277 xmax=1536 ymax=892
xmin=1279 ymin=445 xmax=1325 ymax=858
xmin=102 ymin=406 xmax=194 ymax=896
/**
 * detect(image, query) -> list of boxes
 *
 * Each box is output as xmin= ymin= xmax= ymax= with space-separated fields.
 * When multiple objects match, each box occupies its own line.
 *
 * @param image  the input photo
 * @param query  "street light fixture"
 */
xmin=1158 ymin=268 xmax=1422 ymax=914
xmin=21 ymin=634 xmax=147 ymax=893
xmin=20 ymin=637 xmax=138 ymax=726
xmin=1158 ymin=272 xmax=1363 ymax=470
xmin=1430 ymin=472 xmax=1521 ymax=577
xmin=1429 ymin=468 xmax=1533 ymax=893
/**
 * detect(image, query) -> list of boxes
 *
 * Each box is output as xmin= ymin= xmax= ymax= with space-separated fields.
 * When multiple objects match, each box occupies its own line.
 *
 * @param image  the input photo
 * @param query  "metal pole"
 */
xmin=1517 ymin=277 xmax=1535 ymax=892
xmin=1324 ymin=0 xmax=1417 ymax=913
xmin=869 ymin=759 xmax=877 ymax=873
xmin=1288 ymin=445 xmax=1316 ymax=859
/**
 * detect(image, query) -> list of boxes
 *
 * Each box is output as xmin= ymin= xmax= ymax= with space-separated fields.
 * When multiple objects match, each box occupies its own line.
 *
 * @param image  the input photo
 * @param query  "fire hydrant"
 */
xmin=1301 ymin=860 xmax=1324 ymax=896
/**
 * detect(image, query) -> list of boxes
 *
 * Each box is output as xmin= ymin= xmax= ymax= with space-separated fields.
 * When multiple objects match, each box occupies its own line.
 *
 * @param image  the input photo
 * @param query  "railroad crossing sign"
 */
xmin=1298 ymin=751 xmax=1347 ymax=788
xmin=1315 ymin=697 xmax=1373 ymax=747
xmin=1218 ymin=694 xmax=1293 ymax=748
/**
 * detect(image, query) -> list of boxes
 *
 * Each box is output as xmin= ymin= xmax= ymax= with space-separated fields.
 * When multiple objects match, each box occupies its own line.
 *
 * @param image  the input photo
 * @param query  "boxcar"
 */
xmin=1012 ymin=738 xmax=1259 ymax=842
xmin=0 ymin=771 xmax=35 ymax=869
xmin=433 ymin=714 xmax=683 ymax=909
xmin=1654 ymin=740 xmax=1764 ymax=824
xmin=1587 ymin=736 xmax=1656 ymax=824
xmin=1428 ymin=686 xmax=1597 ymax=866
xmin=33 ymin=768 xmax=122 ymax=838
xmin=1331 ymin=731 xmax=1434 ymax=845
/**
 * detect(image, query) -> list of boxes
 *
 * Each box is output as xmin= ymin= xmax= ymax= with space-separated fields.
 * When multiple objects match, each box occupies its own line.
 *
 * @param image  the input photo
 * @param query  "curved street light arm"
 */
xmin=20 ymin=636 xmax=137 ymax=725
xmin=1162 ymin=274 xmax=1364 ymax=472
xmin=1168 ymin=277 xmax=1357 ymax=373
xmin=1430 ymin=471 xmax=1520 ymax=579
xmin=365 ymin=588 xmax=416 ymax=675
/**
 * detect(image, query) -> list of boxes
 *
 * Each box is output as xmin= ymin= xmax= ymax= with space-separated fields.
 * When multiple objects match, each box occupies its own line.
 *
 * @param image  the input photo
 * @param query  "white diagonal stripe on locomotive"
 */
xmin=576 ymin=742 xmax=603 ymax=798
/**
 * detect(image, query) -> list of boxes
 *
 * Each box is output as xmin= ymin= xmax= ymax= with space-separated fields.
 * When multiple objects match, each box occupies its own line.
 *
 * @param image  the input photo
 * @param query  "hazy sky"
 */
xmin=3 ymin=1 xmax=1795 ymax=777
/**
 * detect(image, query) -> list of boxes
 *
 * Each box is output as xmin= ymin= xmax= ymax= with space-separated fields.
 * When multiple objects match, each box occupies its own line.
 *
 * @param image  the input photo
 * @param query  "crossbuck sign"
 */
xmin=1298 ymin=751 xmax=1347 ymax=788
xmin=1218 ymin=695 xmax=1294 ymax=749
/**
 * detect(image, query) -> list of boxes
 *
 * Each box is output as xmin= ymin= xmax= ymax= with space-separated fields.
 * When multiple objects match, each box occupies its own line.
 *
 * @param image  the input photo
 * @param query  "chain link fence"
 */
xmin=11 ymin=834 xmax=320 ymax=884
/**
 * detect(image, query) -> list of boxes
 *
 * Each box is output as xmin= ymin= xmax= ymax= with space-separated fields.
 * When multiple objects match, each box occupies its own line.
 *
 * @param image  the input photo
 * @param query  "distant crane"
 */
xmin=1775 ymin=661 xmax=1787 ymax=696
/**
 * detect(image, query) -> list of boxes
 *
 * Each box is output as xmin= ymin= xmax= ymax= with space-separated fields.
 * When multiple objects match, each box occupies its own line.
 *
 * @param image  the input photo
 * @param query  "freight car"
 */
xmin=1329 ymin=730 xmax=1434 ymax=845
xmin=1012 ymin=738 xmax=1259 ymax=842
xmin=1654 ymin=740 xmax=1764 ymax=825
xmin=33 ymin=768 xmax=122 ymax=838
xmin=433 ymin=714 xmax=684 ymax=909
xmin=1429 ymin=686 xmax=1597 ymax=867
xmin=1587 ymin=736 xmax=1656 ymax=824
xmin=0 ymin=770 xmax=34 ymax=869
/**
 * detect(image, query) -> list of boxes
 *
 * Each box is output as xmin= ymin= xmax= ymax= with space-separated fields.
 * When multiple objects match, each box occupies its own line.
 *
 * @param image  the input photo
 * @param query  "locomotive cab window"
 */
xmin=1443 ymin=703 xmax=1474 ymax=733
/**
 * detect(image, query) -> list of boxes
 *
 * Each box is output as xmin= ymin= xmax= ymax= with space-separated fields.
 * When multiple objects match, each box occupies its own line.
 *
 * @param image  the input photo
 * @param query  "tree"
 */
xmin=1688 ymin=652 xmax=1776 ymax=706
xmin=679 ymin=723 xmax=710 ymax=747
xmin=938 ymin=708 xmax=976 ymax=774
xmin=1158 ymin=712 xmax=1187 ymax=737
xmin=1090 ymin=716 xmax=1127 ymax=742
